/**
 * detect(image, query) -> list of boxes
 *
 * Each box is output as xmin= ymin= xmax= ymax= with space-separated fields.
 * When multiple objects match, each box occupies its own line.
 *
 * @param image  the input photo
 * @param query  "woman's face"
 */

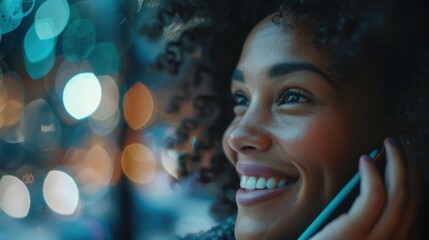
xmin=222 ymin=15 xmax=383 ymax=239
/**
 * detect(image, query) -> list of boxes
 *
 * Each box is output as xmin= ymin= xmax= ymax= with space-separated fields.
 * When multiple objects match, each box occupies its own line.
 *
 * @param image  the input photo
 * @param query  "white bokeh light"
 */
xmin=63 ymin=72 xmax=102 ymax=120
xmin=43 ymin=170 xmax=79 ymax=215
xmin=0 ymin=175 xmax=31 ymax=218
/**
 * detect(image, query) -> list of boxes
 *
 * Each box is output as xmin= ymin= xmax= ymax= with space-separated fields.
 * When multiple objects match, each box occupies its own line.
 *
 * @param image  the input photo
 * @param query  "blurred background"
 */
xmin=0 ymin=0 xmax=222 ymax=239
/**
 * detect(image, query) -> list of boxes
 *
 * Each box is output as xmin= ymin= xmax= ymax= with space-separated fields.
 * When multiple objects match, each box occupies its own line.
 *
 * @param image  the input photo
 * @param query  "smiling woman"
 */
xmin=223 ymin=14 xmax=385 ymax=239
xmin=148 ymin=0 xmax=429 ymax=239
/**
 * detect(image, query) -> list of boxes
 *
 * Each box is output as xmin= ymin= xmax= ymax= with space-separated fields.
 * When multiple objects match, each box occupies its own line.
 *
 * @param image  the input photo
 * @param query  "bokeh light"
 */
xmin=22 ymin=99 xmax=61 ymax=150
xmin=91 ymin=75 xmax=119 ymax=121
xmin=121 ymin=143 xmax=156 ymax=184
xmin=0 ymin=175 xmax=31 ymax=218
xmin=89 ymin=108 xmax=120 ymax=136
xmin=24 ymin=24 xmax=56 ymax=63
xmin=43 ymin=170 xmax=79 ymax=215
xmin=161 ymin=149 xmax=179 ymax=179
xmin=86 ymin=42 xmax=120 ymax=76
xmin=0 ymin=72 xmax=24 ymax=129
xmin=62 ymin=19 xmax=96 ymax=62
xmin=88 ymin=75 xmax=120 ymax=135
xmin=0 ymin=4 xmax=22 ymax=34
xmin=2 ymin=0 xmax=35 ymax=20
xmin=24 ymin=48 xmax=56 ymax=80
xmin=75 ymin=145 xmax=114 ymax=204
xmin=123 ymin=82 xmax=156 ymax=130
xmin=53 ymin=58 xmax=93 ymax=99
xmin=34 ymin=0 xmax=70 ymax=40
xmin=63 ymin=72 xmax=101 ymax=120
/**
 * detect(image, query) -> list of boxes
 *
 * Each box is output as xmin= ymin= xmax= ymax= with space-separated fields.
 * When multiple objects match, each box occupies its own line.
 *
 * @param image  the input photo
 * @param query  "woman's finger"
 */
xmin=392 ymin=157 xmax=423 ymax=239
xmin=369 ymin=138 xmax=407 ymax=239
xmin=312 ymin=155 xmax=386 ymax=239
xmin=346 ymin=155 xmax=386 ymax=235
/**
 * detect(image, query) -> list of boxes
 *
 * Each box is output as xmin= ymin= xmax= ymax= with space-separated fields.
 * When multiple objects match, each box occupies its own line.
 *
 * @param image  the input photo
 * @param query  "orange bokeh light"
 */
xmin=121 ymin=143 xmax=156 ymax=184
xmin=123 ymin=82 xmax=156 ymax=130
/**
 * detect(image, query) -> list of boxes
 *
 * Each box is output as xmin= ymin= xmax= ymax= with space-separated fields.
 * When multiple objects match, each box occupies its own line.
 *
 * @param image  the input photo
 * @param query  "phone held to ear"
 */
xmin=298 ymin=147 xmax=386 ymax=240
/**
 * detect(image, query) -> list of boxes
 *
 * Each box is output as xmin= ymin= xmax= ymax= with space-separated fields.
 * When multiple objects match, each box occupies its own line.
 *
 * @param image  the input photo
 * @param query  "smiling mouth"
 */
xmin=236 ymin=162 xmax=299 ymax=206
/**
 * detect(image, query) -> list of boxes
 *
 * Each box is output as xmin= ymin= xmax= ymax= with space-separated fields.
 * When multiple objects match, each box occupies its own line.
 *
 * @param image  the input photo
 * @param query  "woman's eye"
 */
xmin=232 ymin=91 xmax=250 ymax=107
xmin=277 ymin=88 xmax=312 ymax=106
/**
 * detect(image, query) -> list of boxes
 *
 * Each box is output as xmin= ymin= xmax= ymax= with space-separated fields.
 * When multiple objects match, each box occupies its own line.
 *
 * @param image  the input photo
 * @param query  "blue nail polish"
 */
xmin=388 ymin=137 xmax=399 ymax=148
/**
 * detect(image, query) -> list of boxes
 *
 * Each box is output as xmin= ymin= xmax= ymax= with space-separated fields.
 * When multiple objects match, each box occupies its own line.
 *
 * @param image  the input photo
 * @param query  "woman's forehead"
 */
xmin=237 ymin=17 xmax=331 ymax=81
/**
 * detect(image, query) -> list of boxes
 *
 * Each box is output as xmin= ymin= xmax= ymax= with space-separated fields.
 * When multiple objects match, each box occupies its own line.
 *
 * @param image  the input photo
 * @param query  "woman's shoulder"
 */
xmin=173 ymin=215 xmax=236 ymax=240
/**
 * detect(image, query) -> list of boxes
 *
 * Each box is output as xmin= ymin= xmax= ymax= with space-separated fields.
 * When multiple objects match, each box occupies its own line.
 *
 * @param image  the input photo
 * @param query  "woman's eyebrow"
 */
xmin=232 ymin=62 xmax=334 ymax=86
xmin=231 ymin=70 xmax=244 ymax=82
xmin=268 ymin=62 xmax=334 ymax=85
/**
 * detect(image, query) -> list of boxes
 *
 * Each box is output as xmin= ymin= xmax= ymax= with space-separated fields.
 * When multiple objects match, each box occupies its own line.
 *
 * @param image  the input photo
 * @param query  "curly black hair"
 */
xmin=141 ymin=0 xmax=429 ymax=224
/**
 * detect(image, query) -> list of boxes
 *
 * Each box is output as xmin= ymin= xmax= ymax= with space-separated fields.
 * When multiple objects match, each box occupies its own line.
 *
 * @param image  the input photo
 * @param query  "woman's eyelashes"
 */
xmin=231 ymin=87 xmax=313 ymax=114
xmin=233 ymin=90 xmax=250 ymax=107
xmin=276 ymin=87 xmax=313 ymax=106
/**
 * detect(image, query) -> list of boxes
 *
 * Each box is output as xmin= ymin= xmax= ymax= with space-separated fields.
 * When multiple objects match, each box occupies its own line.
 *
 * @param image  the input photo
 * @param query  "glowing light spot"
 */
xmin=2 ymin=0 xmax=35 ymax=20
xmin=43 ymin=170 xmax=79 ymax=215
xmin=0 ymin=5 xmax=22 ymax=34
xmin=54 ymin=58 xmax=93 ymax=99
xmin=121 ymin=143 xmax=156 ymax=184
xmin=89 ymin=108 xmax=120 ymax=136
xmin=63 ymin=72 xmax=101 ymax=120
xmin=123 ymin=83 xmax=156 ymax=130
xmin=0 ymin=175 xmax=31 ymax=218
xmin=24 ymin=24 xmax=55 ymax=63
xmin=34 ymin=0 xmax=69 ymax=39
xmin=62 ymin=19 xmax=96 ymax=62
xmin=24 ymin=48 xmax=55 ymax=79
xmin=22 ymin=99 xmax=61 ymax=149
xmin=77 ymin=145 xmax=113 ymax=193
xmin=91 ymin=75 xmax=119 ymax=121
xmin=0 ymin=72 xmax=24 ymax=129
xmin=161 ymin=149 xmax=179 ymax=179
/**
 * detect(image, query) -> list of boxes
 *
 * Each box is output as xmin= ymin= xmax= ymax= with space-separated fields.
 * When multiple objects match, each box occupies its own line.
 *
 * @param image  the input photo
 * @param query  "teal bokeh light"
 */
xmin=62 ymin=19 xmax=96 ymax=62
xmin=24 ymin=49 xmax=55 ymax=79
xmin=86 ymin=42 xmax=120 ymax=76
xmin=35 ymin=0 xmax=70 ymax=40
xmin=0 ymin=7 xmax=22 ymax=34
xmin=24 ymin=24 xmax=55 ymax=63
xmin=2 ymin=0 xmax=35 ymax=20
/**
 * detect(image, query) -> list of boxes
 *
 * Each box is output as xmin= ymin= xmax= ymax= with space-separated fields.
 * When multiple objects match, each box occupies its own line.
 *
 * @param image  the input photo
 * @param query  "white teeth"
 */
xmin=240 ymin=175 xmax=248 ymax=188
xmin=277 ymin=179 xmax=286 ymax=187
xmin=256 ymin=177 xmax=267 ymax=189
xmin=246 ymin=177 xmax=256 ymax=190
xmin=266 ymin=178 xmax=277 ymax=189
xmin=240 ymin=175 xmax=293 ymax=190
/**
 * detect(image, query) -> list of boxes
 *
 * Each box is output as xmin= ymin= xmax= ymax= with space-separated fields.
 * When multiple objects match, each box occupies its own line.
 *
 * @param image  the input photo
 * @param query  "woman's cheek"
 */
xmin=277 ymin=116 xmax=354 ymax=174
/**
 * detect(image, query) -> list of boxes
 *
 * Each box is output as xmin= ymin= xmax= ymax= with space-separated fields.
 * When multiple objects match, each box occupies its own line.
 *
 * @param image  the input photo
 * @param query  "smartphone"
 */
xmin=298 ymin=147 xmax=386 ymax=240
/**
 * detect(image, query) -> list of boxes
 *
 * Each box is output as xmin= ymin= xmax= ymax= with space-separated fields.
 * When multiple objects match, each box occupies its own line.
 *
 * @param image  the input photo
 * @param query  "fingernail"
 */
xmin=359 ymin=155 xmax=371 ymax=171
xmin=361 ymin=154 xmax=371 ymax=162
xmin=386 ymin=137 xmax=399 ymax=148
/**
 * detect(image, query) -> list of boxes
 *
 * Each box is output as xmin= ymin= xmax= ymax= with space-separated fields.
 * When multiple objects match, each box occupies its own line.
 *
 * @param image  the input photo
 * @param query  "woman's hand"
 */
xmin=312 ymin=138 xmax=423 ymax=240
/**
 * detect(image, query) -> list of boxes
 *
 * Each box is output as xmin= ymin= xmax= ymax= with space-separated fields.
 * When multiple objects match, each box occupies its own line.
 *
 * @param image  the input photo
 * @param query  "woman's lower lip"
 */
xmin=236 ymin=187 xmax=287 ymax=206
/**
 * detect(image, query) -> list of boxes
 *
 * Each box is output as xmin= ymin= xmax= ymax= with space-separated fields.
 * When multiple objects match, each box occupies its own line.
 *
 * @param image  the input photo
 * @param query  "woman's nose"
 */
xmin=226 ymin=121 xmax=271 ymax=154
